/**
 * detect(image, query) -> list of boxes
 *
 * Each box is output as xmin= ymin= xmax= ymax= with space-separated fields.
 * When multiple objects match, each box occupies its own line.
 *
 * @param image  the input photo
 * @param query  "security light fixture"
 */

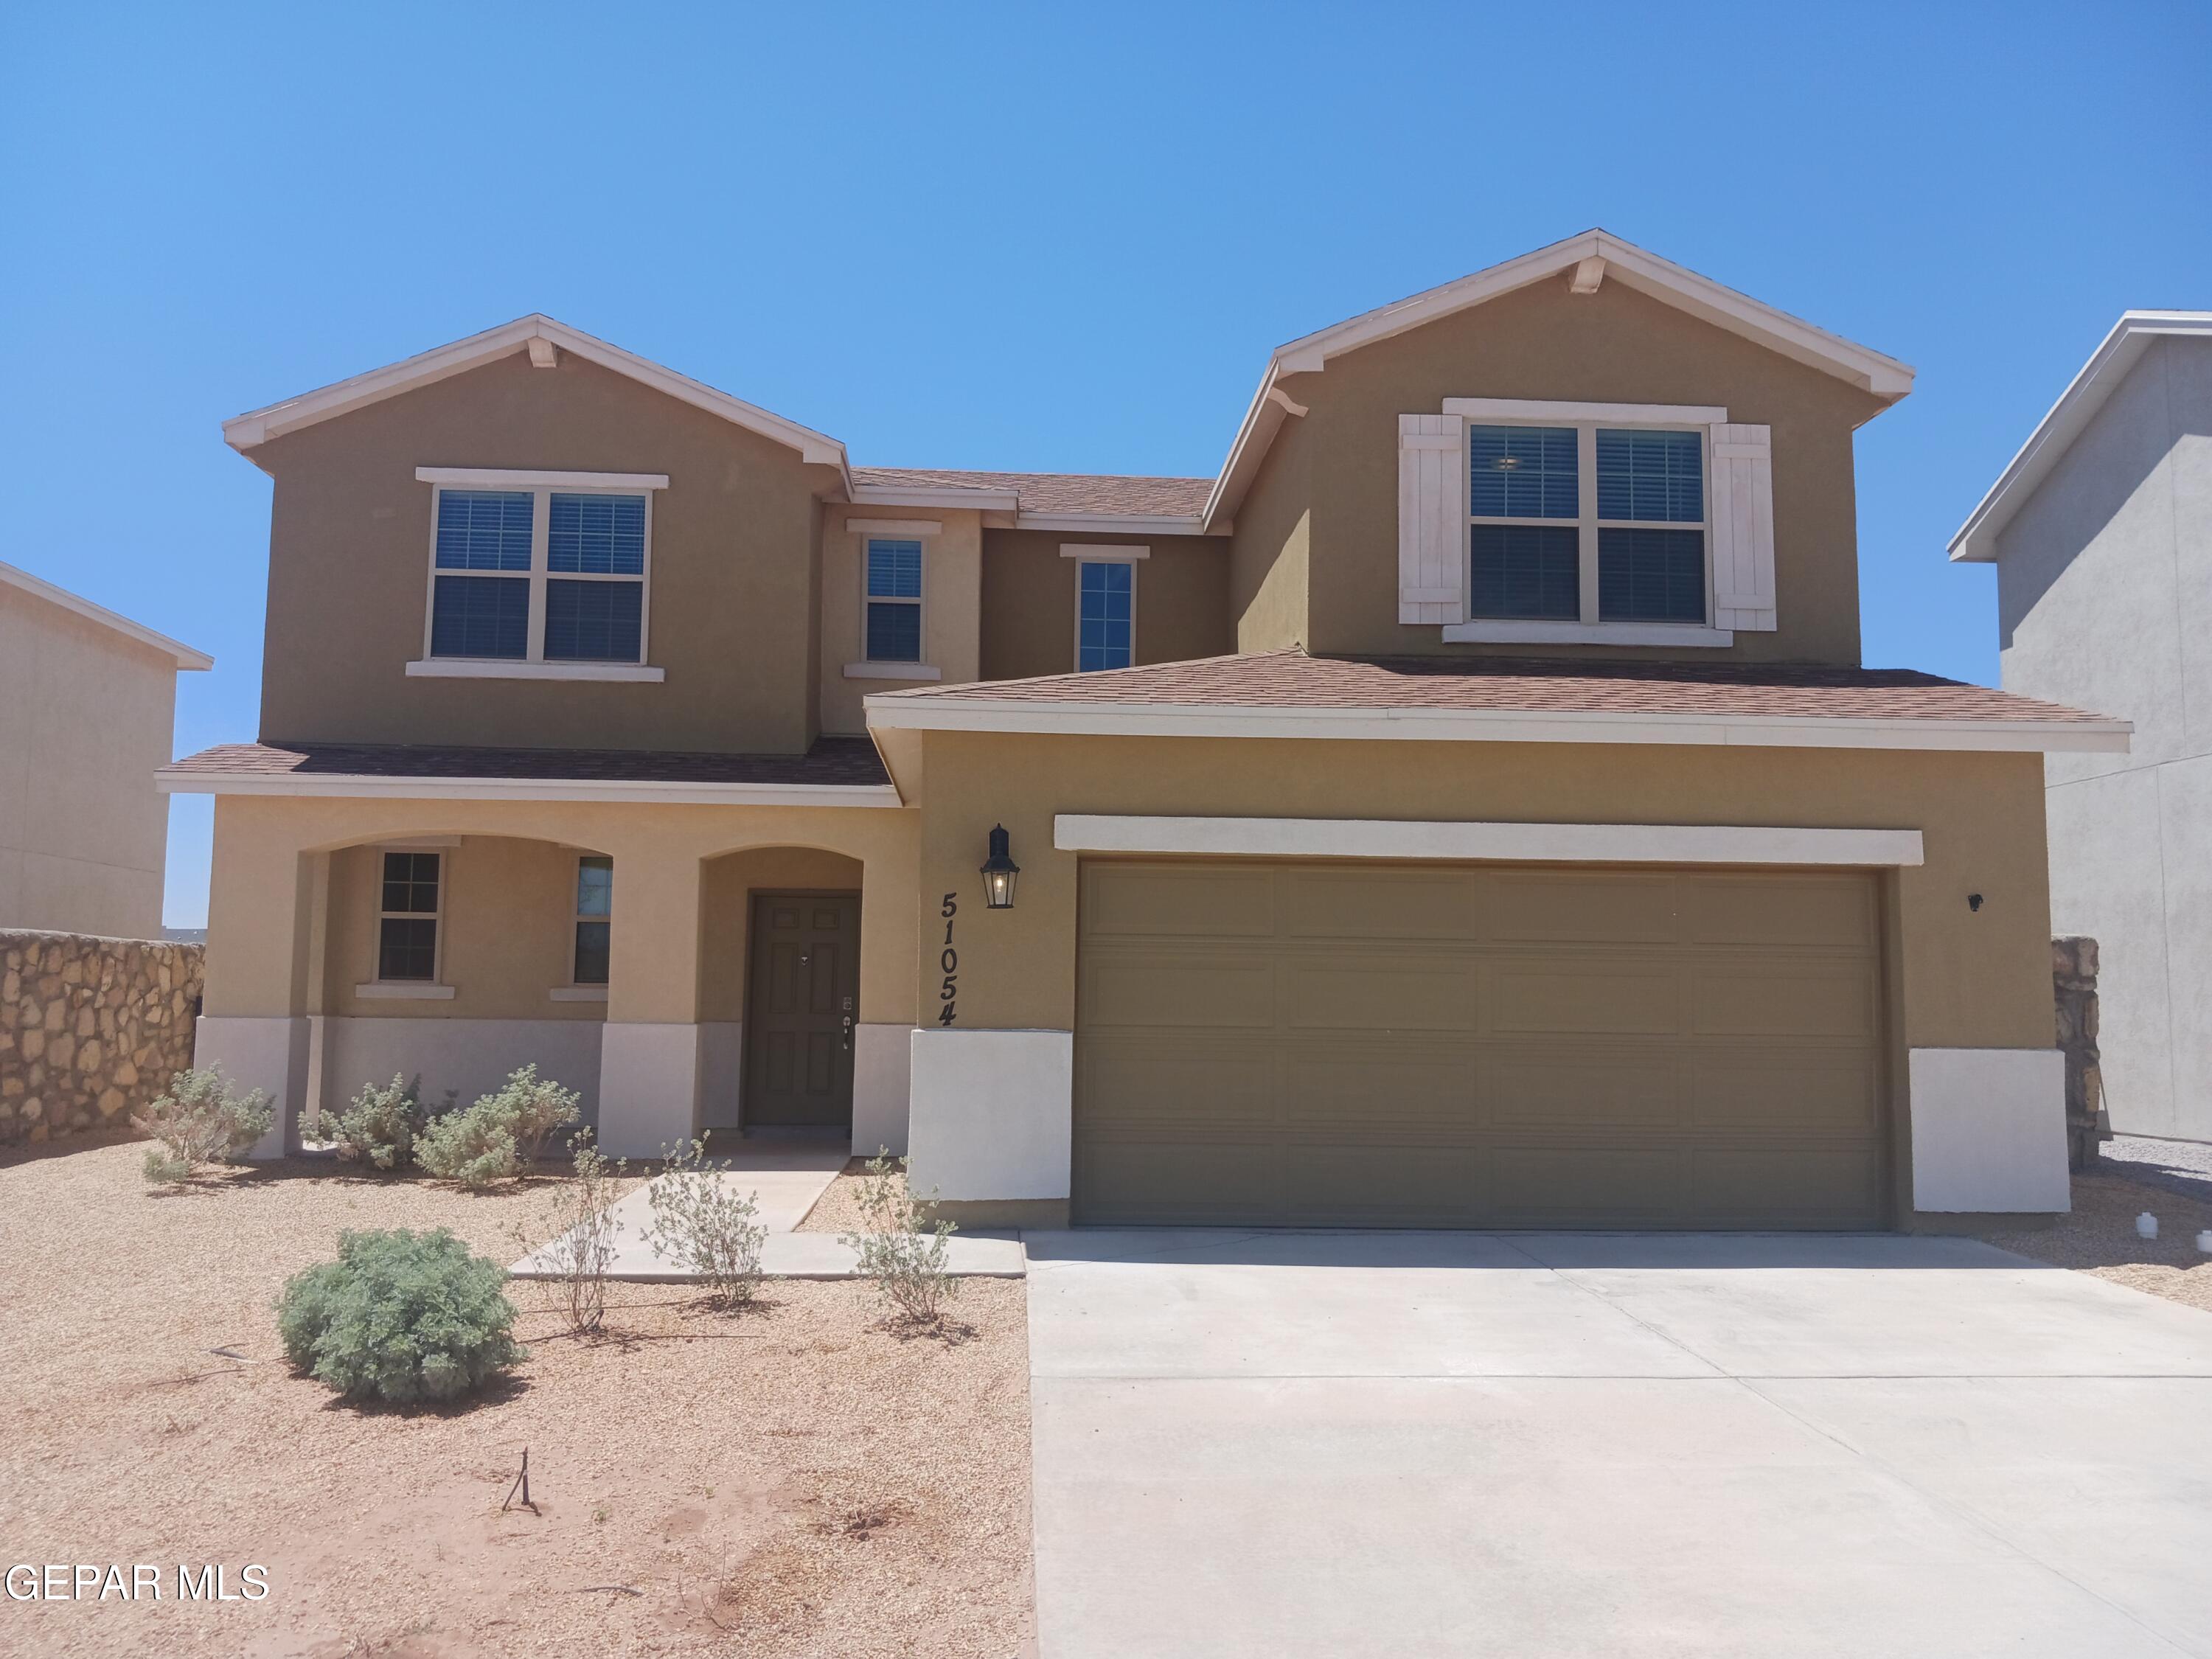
xmin=981 ymin=824 xmax=1020 ymax=910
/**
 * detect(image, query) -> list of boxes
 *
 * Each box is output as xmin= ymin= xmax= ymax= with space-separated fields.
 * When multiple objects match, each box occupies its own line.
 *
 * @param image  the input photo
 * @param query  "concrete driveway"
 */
xmin=1024 ymin=1231 xmax=2212 ymax=1658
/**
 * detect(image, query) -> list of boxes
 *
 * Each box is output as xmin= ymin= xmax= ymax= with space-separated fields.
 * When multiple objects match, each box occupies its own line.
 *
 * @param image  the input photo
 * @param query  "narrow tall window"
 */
xmin=1467 ymin=425 xmax=1579 ymax=620
xmin=378 ymin=852 xmax=441 ymax=982
xmin=430 ymin=491 xmax=533 ymax=658
xmin=545 ymin=494 xmax=646 ymax=661
xmin=1077 ymin=560 xmax=1135 ymax=670
xmin=1596 ymin=429 xmax=1705 ymax=622
xmin=572 ymin=856 xmax=612 ymax=986
xmin=865 ymin=538 xmax=923 ymax=662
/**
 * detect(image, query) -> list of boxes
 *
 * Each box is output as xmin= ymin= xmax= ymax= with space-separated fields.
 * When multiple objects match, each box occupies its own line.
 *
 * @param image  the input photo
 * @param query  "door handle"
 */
xmin=840 ymin=1015 xmax=854 ymax=1053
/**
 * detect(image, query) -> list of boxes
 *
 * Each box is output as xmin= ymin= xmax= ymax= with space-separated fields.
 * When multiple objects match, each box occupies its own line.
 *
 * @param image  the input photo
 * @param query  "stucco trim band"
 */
xmin=906 ymin=1029 xmax=1072 ymax=1203
xmin=1054 ymin=815 xmax=1925 ymax=868
xmin=1907 ymin=1047 xmax=2070 ymax=1214
xmin=156 ymin=770 xmax=905 ymax=809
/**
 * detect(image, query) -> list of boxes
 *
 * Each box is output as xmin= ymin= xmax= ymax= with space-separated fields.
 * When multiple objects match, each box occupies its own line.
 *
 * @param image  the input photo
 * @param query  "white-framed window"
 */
xmin=376 ymin=850 xmax=442 ymax=982
xmin=1059 ymin=543 xmax=1149 ymax=671
xmin=571 ymin=855 xmax=612 ymax=987
xmin=864 ymin=537 xmax=924 ymax=663
xmin=411 ymin=467 xmax=666 ymax=679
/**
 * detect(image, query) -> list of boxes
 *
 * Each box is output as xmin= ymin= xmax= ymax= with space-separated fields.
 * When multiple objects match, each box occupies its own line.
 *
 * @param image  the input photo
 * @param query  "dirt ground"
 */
xmin=0 ymin=1135 xmax=1033 ymax=1659
xmin=795 ymin=1159 xmax=880 ymax=1236
xmin=1974 ymin=1167 xmax=2212 ymax=1313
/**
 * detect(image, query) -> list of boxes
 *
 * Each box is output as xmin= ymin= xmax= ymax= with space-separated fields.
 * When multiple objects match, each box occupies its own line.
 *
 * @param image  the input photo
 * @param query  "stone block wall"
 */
xmin=1 ymin=931 xmax=202 ymax=1145
xmin=2053 ymin=935 xmax=2105 ymax=1172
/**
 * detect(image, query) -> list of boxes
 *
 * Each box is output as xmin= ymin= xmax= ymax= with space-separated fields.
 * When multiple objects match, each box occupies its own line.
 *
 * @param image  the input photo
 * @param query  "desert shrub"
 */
xmin=330 ymin=1074 xmax=427 ymax=1172
xmin=131 ymin=1066 xmax=274 ymax=1184
xmin=642 ymin=1138 xmax=767 ymax=1309
xmin=839 ymin=1149 xmax=961 ymax=1325
xmin=512 ymin=1130 xmax=628 ymax=1335
xmin=417 ymin=1066 xmax=581 ymax=1187
xmin=275 ymin=1228 xmax=524 ymax=1404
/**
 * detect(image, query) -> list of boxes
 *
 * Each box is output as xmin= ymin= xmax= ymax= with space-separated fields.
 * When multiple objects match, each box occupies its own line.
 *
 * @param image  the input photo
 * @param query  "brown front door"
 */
xmin=742 ymin=891 xmax=860 ymax=1130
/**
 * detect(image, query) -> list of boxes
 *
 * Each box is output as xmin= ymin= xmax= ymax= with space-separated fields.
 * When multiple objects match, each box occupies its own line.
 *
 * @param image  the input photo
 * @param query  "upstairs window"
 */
xmin=1596 ymin=430 xmax=1705 ymax=623
xmin=865 ymin=538 xmax=924 ymax=663
xmin=1077 ymin=560 xmax=1135 ymax=671
xmin=377 ymin=852 xmax=441 ymax=981
xmin=1467 ymin=426 xmax=1579 ymax=621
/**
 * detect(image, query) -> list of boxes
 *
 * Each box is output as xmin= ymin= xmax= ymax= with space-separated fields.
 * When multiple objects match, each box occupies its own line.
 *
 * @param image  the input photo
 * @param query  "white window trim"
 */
xmin=418 ymin=473 xmax=656 ymax=672
xmin=1057 ymin=543 xmax=1151 ymax=560
xmin=844 ymin=517 xmax=942 ymax=538
xmin=565 ymin=854 xmax=613 ymax=993
xmin=367 ymin=846 xmax=448 ymax=993
xmin=1071 ymin=553 xmax=1141 ymax=672
xmin=1458 ymin=404 xmax=1722 ymax=644
xmin=860 ymin=533 xmax=928 ymax=669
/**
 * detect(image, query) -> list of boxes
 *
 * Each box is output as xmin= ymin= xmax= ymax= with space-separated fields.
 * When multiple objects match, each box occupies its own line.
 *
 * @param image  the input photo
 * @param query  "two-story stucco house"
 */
xmin=165 ymin=230 xmax=2126 ymax=1229
xmin=2 ymin=561 xmax=212 ymax=938
xmin=1951 ymin=312 xmax=2212 ymax=1144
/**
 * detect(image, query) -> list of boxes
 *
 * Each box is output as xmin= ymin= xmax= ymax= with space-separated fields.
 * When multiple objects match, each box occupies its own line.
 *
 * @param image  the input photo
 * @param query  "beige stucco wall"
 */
xmin=818 ymin=510 xmax=985 ymax=733
xmin=251 ymin=349 xmax=844 ymax=754
xmin=0 ymin=585 xmax=178 ymax=939
xmin=1231 ymin=274 xmax=1889 ymax=664
xmin=979 ymin=529 xmax=1234 ymax=682
xmin=909 ymin=729 xmax=2053 ymax=1050
xmin=204 ymin=796 xmax=919 ymax=1029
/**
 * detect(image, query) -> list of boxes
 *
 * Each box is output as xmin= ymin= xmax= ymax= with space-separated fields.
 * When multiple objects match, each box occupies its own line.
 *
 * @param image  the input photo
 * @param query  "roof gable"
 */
xmin=0 ymin=560 xmax=212 ymax=669
xmin=1204 ymin=229 xmax=1915 ymax=529
xmin=1949 ymin=311 xmax=2212 ymax=563
xmin=223 ymin=315 xmax=849 ymax=481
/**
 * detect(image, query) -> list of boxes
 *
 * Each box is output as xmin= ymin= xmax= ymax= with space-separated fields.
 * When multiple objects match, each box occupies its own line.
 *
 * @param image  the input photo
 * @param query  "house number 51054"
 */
xmin=936 ymin=891 xmax=959 ymax=1026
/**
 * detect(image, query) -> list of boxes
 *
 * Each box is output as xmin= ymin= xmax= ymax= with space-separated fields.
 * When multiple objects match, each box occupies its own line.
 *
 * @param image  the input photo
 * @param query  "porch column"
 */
xmin=596 ymin=846 xmax=703 ymax=1159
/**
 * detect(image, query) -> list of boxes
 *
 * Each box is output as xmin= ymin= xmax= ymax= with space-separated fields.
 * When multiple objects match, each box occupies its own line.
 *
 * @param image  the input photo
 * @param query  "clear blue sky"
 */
xmin=3 ymin=2 xmax=2206 ymax=928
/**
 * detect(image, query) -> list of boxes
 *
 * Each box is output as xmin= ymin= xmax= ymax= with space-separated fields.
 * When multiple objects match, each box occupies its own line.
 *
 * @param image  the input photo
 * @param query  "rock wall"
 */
xmin=2053 ymin=935 xmax=2105 ymax=1172
xmin=1 ymin=931 xmax=202 ymax=1144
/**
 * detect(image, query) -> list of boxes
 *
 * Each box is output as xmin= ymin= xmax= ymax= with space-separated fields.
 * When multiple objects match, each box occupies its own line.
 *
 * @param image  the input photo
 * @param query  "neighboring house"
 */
xmin=166 ymin=229 xmax=2126 ymax=1229
xmin=1950 ymin=312 xmax=2212 ymax=1144
xmin=1 ymin=561 xmax=212 ymax=938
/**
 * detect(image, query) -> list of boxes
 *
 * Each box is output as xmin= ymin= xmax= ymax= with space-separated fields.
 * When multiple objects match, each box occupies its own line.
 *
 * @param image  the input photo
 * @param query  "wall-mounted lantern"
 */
xmin=980 ymin=824 xmax=1020 ymax=910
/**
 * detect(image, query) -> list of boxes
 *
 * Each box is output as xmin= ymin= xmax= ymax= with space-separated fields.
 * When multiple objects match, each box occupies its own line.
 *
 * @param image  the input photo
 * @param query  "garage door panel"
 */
xmin=1078 ymin=1139 xmax=1284 ymax=1223
xmin=1486 ymin=1147 xmax=1691 ymax=1227
xmin=1081 ymin=1039 xmax=1279 ymax=1129
xmin=1082 ymin=955 xmax=1277 ymax=1028
xmin=1691 ymin=1146 xmax=1882 ymax=1225
xmin=1282 ymin=1144 xmax=1485 ymax=1223
xmin=1486 ymin=963 xmax=1683 ymax=1035
xmin=1083 ymin=863 xmax=1275 ymax=937
xmin=1480 ymin=872 xmax=1683 ymax=944
xmin=1485 ymin=1050 xmax=1688 ymax=1130
xmin=1285 ymin=956 xmax=1475 ymax=1031
xmin=1284 ymin=869 xmax=1475 ymax=940
xmin=1685 ymin=874 xmax=1877 ymax=947
xmin=1281 ymin=1047 xmax=1480 ymax=1139
xmin=1688 ymin=1051 xmax=1881 ymax=1132
xmin=1693 ymin=967 xmax=1877 ymax=1039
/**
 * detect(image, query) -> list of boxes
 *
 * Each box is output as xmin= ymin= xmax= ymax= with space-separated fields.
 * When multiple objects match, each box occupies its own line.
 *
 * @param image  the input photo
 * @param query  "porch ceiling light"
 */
xmin=980 ymin=824 xmax=1020 ymax=910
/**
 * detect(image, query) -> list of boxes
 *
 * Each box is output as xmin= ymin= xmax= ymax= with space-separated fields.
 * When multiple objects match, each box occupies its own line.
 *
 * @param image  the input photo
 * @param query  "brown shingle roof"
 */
xmin=852 ymin=467 xmax=1213 ymax=518
xmin=881 ymin=650 xmax=2118 ymax=726
xmin=167 ymin=737 xmax=889 ymax=787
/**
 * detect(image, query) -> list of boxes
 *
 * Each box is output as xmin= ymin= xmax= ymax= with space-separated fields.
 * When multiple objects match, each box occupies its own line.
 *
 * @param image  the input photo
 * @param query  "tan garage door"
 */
xmin=1074 ymin=860 xmax=1888 ymax=1229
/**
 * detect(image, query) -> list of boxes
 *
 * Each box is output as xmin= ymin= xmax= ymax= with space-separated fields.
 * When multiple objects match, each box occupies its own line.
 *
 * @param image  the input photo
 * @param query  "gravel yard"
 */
xmin=796 ymin=1158 xmax=880 ymax=1235
xmin=1975 ymin=1167 xmax=2212 ymax=1314
xmin=0 ymin=1135 xmax=1032 ymax=1658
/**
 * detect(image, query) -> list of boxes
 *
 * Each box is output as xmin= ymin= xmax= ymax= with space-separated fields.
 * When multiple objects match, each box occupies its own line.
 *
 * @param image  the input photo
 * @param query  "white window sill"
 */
xmin=1441 ymin=620 xmax=1736 ymax=648
xmin=355 ymin=981 xmax=456 ymax=1001
xmin=843 ymin=661 xmax=943 ymax=681
xmin=549 ymin=985 xmax=609 ymax=1003
xmin=407 ymin=659 xmax=666 ymax=683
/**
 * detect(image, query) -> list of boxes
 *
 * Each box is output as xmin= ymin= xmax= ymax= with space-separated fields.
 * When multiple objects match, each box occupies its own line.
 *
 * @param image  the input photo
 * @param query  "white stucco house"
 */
xmin=1951 ymin=311 xmax=2212 ymax=1143
xmin=0 ymin=561 xmax=212 ymax=939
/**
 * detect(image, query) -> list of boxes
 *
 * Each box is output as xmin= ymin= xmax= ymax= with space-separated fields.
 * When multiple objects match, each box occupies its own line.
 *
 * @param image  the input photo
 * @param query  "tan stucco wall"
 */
xmin=1228 ymin=409 xmax=1314 ymax=653
xmin=251 ymin=349 xmax=843 ymax=754
xmin=0 ymin=585 xmax=178 ymax=938
xmin=700 ymin=845 xmax=866 ymax=1020
xmin=204 ymin=796 xmax=919 ymax=1029
xmin=819 ymin=510 xmax=985 ymax=733
xmin=910 ymin=731 xmax=2053 ymax=1059
xmin=1231 ymin=274 xmax=1889 ymax=664
xmin=979 ymin=529 xmax=1234 ymax=682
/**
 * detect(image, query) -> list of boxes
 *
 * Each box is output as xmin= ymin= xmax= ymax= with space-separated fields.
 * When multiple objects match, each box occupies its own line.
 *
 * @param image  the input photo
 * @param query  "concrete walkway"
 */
xmin=1024 ymin=1230 xmax=2212 ymax=1658
xmin=508 ymin=1143 xmax=1025 ymax=1281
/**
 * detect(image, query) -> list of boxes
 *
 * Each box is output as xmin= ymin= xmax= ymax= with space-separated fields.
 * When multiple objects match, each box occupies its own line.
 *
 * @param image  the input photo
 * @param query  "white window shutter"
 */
xmin=1708 ymin=422 xmax=1776 ymax=631
xmin=1398 ymin=414 xmax=1464 ymax=624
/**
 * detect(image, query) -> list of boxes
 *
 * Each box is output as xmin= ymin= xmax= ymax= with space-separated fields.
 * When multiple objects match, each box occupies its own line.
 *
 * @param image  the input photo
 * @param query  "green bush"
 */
xmin=131 ymin=1066 xmax=274 ymax=1184
xmin=417 ymin=1065 xmax=580 ymax=1188
xmin=643 ymin=1138 xmax=767 ymax=1309
xmin=331 ymin=1074 xmax=426 ymax=1172
xmin=276 ymin=1228 xmax=524 ymax=1404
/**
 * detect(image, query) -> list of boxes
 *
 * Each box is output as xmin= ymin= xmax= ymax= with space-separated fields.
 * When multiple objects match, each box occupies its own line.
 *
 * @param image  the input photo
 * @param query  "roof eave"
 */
xmin=0 ymin=560 xmax=213 ymax=669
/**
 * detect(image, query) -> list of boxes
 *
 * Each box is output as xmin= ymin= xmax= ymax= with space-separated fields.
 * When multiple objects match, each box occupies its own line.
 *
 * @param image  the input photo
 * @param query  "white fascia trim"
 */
xmin=1443 ymin=397 xmax=1728 ymax=425
xmin=549 ymin=986 xmax=610 ymax=1003
xmin=225 ymin=314 xmax=849 ymax=484
xmin=850 ymin=484 xmax=1022 ymax=511
xmin=1057 ymin=814 xmax=1926 ymax=867
xmin=843 ymin=661 xmax=944 ymax=681
xmin=844 ymin=518 xmax=942 ymax=538
xmin=1015 ymin=513 xmax=1220 ymax=536
xmin=406 ymin=659 xmax=664 ymax=683
xmin=1058 ymin=543 xmax=1150 ymax=560
xmin=1441 ymin=620 xmax=1734 ymax=648
xmin=156 ymin=770 xmax=907 ymax=808
xmin=354 ymin=981 xmax=457 ymax=1001
xmin=864 ymin=696 xmax=2132 ymax=754
xmin=0 ymin=560 xmax=214 ymax=669
xmin=1947 ymin=310 xmax=2212 ymax=563
xmin=416 ymin=467 xmax=669 ymax=490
